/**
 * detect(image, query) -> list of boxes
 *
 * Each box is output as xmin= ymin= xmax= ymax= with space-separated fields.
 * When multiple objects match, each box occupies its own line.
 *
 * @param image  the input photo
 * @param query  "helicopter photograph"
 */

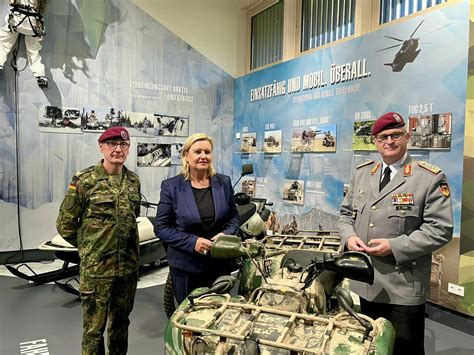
xmin=376 ymin=19 xmax=451 ymax=72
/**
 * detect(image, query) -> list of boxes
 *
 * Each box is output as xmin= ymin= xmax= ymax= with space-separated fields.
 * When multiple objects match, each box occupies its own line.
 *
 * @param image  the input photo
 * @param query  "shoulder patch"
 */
xmin=356 ymin=160 xmax=375 ymax=169
xmin=73 ymin=165 xmax=95 ymax=179
xmin=417 ymin=161 xmax=441 ymax=175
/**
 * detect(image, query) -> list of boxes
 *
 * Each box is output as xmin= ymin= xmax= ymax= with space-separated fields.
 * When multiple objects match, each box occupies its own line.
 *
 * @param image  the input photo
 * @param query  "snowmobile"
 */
xmin=6 ymin=199 xmax=167 ymax=295
xmin=164 ymin=237 xmax=395 ymax=354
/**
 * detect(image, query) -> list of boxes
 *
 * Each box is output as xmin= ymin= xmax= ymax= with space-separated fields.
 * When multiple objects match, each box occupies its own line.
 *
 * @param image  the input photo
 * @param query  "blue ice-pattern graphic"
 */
xmin=0 ymin=0 xmax=234 ymax=250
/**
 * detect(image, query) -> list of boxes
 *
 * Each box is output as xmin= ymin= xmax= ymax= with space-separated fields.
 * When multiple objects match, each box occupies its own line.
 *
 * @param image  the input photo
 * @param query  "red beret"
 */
xmin=98 ymin=126 xmax=130 ymax=143
xmin=372 ymin=112 xmax=405 ymax=135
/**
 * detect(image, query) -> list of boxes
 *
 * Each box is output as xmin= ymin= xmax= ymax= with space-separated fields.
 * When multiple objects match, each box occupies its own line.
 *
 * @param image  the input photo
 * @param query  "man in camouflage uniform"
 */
xmin=338 ymin=112 xmax=453 ymax=355
xmin=57 ymin=126 xmax=141 ymax=355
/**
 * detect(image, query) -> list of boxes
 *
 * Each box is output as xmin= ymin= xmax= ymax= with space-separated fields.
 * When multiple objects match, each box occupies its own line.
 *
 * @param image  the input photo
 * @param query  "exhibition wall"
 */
xmin=0 ymin=1 xmax=234 ymax=250
xmin=233 ymin=0 xmax=473 ymax=316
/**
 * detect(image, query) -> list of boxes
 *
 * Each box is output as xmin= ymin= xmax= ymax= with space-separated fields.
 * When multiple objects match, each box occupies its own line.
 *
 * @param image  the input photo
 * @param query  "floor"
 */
xmin=0 ymin=263 xmax=472 ymax=355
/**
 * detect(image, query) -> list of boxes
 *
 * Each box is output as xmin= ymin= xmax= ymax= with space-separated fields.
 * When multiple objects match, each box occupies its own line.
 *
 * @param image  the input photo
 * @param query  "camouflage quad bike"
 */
xmin=239 ymin=230 xmax=342 ymax=299
xmin=164 ymin=237 xmax=395 ymax=354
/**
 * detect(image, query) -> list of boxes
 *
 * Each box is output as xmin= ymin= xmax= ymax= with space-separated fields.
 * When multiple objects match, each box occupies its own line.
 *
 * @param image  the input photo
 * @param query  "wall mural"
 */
xmin=233 ymin=1 xmax=471 ymax=315
xmin=0 ymin=0 xmax=234 ymax=253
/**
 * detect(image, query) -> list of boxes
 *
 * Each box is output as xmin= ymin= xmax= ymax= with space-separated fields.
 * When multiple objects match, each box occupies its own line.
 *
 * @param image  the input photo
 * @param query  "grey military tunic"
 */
xmin=338 ymin=154 xmax=453 ymax=305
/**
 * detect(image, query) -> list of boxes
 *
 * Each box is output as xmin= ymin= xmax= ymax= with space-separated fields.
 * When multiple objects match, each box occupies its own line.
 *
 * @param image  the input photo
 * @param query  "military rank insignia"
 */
xmin=439 ymin=183 xmax=450 ymax=197
xmin=403 ymin=164 xmax=412 ymax=176
xmin=392 ymin=193 xmax=414 ymax=210
xmin=370 ymin=163 xmax=381 ymax=175
xmin=418 ymin=161 xmax=441 ymax=174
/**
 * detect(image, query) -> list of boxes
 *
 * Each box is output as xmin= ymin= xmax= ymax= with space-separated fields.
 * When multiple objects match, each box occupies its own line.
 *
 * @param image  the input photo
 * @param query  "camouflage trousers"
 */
xmin=80 ymin=272 xmax=138 ymax=355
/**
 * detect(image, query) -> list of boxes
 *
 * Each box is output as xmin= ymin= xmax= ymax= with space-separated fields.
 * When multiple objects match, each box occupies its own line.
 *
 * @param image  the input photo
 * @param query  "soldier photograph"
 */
xmin=56 ymin=126 xmax=141 ymax=355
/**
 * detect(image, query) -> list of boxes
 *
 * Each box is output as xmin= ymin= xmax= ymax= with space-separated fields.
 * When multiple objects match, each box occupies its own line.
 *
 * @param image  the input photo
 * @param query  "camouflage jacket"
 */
xmin=56 ymin=161 xmax=141 ymax=278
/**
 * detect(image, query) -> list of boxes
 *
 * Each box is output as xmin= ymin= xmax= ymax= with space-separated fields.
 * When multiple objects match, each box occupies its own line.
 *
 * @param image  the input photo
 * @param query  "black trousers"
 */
xmin=360 ymin=298 xmax=426 ymax=355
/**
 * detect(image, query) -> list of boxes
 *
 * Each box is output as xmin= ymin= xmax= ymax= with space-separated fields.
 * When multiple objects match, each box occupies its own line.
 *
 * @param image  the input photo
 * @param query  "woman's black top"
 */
xmin=192 ymin=186 xmax=215 ymax=231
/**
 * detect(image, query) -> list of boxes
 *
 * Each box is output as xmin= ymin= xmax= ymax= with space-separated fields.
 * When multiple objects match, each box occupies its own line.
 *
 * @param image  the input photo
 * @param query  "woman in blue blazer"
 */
xmin=154 ymin=133 xmax=240 ymax=303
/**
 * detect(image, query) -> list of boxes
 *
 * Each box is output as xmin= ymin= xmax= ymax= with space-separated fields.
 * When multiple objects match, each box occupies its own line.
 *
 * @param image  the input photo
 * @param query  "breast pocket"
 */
xmin=387 ymin=206 xmax=420 ymax=236
xmin=88 ymin=195 xmax=116 ymax=219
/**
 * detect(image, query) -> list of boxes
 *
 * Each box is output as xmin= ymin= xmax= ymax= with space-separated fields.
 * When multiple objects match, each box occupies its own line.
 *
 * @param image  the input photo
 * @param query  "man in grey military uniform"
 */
xmin=57 ymin=126 xmax=141 ymax=355
xmin=338 ymin=112 xmax=453 ymax=355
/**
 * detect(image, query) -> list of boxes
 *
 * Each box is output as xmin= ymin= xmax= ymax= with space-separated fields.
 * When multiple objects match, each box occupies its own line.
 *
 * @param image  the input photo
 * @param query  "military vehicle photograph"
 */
xmin=353 ymin=120 xmax=376 ymax=150
xmin=282 ymin=179 xmax=305 ymax=205
xmin=38 ymin=105 xmax=82 ymax=134
xmin=240 ymin=132 xmax=257 ymax=153
xmin=408 ymin=112 xmax=452 ymax=149
xmin=291 ymin=127 xmax=320 ymax=152
xmin=263 ymin=130 xmax=282 ymax=153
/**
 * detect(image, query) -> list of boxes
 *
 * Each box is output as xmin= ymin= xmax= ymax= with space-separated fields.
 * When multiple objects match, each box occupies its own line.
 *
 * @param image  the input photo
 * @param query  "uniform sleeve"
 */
xmin=56 ymin=177 xmax=85 ymax=247
xmin=135 ymin=180 xmax=141 ymax=217
xmin=338 ymin=172 xmax=357 ymax=246
xmin=153 ymin=179 xmax=199 ymax=253
xmin=389 ymin=171 xmax=453 ymax=265
xmin=220 ymin=175 xmax=241 ymax=236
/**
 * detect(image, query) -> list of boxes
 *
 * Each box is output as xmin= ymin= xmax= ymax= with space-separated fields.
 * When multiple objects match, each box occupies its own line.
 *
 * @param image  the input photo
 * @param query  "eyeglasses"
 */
xmin=374 ymin=132 xmax=406 ymax=144
xmin=104 ymin=141 xmax=130 ymax=149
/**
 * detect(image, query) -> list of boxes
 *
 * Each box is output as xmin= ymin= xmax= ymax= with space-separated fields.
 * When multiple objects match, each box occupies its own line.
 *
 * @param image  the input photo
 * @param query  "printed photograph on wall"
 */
xmin=241 ymin=178 xmax=256 ymax=197
xmin=282 ymin=179 xmax=305 ymax=205
xmin=171 ymin=142 xmax=184 ymax=165
xmin=38 ymin=106 xmax=82 ymax=133
xmin=125 ymin=111 xmax=155 ymax=137
xmin=315 ymin=124 xmax=337 ymax=152
xmin=291 ymin=126 xmax=318 ymax=152
xmin=353 ymin=120 xmax=376 ymax=151
xmin=82 ymin=107 xmax=129 ymax=132
xmin=154 ymin=114 xmax=189 ymax=137
xmin=408 ymin=113 xmax=452 ymax=149
xmin=240 ymin=132 xmax=257 ymax=153
xmin=291 ymin=124 xmax=337 ymax=152
xmin=136 ymin=143 xmax=171 ymax=167
xmin=263 ymin=130 xmax=282 ymax=153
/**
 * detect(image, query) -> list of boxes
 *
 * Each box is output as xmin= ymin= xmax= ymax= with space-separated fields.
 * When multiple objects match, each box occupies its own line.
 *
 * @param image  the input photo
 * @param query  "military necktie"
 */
xmin=379 ymin=166 xmax=391 ymax=192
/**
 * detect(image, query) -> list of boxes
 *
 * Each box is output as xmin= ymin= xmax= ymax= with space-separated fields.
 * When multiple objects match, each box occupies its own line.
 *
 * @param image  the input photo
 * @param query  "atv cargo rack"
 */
xmin=263 ymin=230 xmax=342 ymax=253
xmin=170 ymin=295 xmax=388 ymax=354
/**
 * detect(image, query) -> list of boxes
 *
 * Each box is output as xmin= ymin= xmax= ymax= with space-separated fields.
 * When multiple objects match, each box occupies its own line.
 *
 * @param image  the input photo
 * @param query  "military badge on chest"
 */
xmin=392 ymin=193 xmax=414 ymax=210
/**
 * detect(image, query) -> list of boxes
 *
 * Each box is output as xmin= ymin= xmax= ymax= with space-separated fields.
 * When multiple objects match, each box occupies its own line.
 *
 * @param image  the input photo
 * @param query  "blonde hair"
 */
xmin=180 ymin=133 xmax=217 ymax=180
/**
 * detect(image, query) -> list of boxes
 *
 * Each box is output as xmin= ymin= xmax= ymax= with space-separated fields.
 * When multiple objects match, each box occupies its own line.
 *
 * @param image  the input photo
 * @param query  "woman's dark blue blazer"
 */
xmin=153 ymin=173 xmax=240 ymax=272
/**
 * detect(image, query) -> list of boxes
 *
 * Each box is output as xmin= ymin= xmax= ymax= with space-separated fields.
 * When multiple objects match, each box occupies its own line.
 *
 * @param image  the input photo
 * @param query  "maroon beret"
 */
xmin=372 ymin=112 xmax=405 ymax=135
xmin=98 ymin=126 xmax=130 ymax=143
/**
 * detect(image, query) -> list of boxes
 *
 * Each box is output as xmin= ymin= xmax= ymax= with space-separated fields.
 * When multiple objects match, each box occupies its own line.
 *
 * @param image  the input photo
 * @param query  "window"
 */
xmin=380 ymin=0 xmax=447 ymax=24
xmin=301 ymin=0 xmax=356 ymax=52
xmin=251 ymin=1 xmax=284 ymax=70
